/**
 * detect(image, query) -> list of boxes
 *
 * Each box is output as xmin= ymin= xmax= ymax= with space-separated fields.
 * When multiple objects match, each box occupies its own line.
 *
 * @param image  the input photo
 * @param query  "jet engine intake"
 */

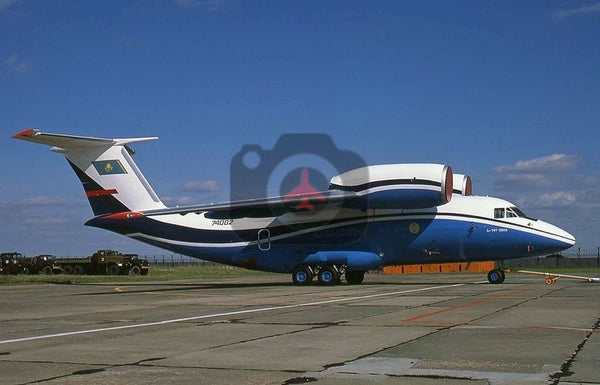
xmin=453 ymin=174 xmax=472 ymax=196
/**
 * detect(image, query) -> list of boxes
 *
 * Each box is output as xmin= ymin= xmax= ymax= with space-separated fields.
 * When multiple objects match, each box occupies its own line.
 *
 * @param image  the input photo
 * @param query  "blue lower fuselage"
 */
xmin=88 ymin=211 xmax=574 ymax=273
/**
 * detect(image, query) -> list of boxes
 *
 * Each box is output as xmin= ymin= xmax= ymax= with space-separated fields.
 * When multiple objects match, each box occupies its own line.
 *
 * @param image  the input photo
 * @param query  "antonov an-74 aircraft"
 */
xmin=13 ymin=129 xmax=576 ymax=285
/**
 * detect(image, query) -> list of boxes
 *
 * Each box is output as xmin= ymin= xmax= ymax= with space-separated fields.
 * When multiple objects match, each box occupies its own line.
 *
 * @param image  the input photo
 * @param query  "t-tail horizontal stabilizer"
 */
xmin=12 ymin=129 xmax=166 ymax=216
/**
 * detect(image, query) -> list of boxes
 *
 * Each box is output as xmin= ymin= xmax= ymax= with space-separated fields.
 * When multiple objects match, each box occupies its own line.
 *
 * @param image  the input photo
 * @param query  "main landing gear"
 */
xmin=291 ymin=265 xmax=365 ymax=286
xmin=487 ymin=269 xmax=506 ymax=284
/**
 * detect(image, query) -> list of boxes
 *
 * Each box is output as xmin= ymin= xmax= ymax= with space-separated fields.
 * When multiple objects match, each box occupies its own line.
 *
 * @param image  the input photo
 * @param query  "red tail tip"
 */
xmin=12 ymin=128 xmax=37 ymax=139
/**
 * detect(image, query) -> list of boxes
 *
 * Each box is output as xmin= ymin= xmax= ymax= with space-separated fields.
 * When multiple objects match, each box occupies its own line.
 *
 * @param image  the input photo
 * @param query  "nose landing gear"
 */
xmin=487 ymin=269 xmax=506 ymax=284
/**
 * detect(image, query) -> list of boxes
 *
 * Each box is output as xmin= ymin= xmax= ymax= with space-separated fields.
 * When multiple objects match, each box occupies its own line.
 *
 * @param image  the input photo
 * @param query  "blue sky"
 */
xmin=2 ymin=1 xmax=599 ymax=256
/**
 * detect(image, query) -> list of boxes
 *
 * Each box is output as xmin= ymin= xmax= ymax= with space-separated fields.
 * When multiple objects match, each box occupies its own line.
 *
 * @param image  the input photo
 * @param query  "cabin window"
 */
xmin=506 ymin=207 xmax=518 ymax=218
xmin=494 ymin=208 xmax=505 ymax=218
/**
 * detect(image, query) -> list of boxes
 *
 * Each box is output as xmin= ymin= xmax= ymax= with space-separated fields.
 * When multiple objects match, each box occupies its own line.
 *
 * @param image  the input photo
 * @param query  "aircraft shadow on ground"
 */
xmin=68 ymin=279 xmax=493 ymax=296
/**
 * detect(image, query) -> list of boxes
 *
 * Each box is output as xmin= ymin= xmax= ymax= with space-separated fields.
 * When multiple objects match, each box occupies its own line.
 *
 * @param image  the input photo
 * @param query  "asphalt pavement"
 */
xmin=0 ymin=272 xmax=598 ymax=385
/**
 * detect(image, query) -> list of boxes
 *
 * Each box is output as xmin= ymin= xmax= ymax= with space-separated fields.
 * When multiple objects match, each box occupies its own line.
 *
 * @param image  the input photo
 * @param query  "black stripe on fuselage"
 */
xmin=329 ymin=179 xmax=441 ymax=193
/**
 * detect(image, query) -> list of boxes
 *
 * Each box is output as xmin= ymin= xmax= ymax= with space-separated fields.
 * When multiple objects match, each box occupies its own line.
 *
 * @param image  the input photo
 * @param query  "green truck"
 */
xmin=23 ymin=255 xmax=56 ymax=275
xmin=54 ymin=250 xmax=149 ymax=275
xmin=1 ymin=252 xmax=25 ymax=275
xmin=1 ymin=253 xmax=55 ymax=275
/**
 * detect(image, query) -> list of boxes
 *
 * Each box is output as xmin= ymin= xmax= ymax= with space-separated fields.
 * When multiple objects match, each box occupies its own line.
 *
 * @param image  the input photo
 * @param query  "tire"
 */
xmin=107 ymin=264 xmax=120 ymax=276
xmin=130 ymin=265 xmax=142 ymax=276
xmin=292 ymin=265 xmax=313 ymax=285
xmin=42 ymin=265 xmax=54 ymax=275
xmin=345 ymin=271 xmax=365 ymax=285
xmin=140 ymin=269 xmax=148 ymax=276
xmin=73 ymin=265 xmax=85 ymax=275
xmin=318 ymin=267 xmax=340 ymax=285
xmin=62 ymin=265 xmax=74 ymax=275
xmin=487 ymin=269 xmax=505 ymax=284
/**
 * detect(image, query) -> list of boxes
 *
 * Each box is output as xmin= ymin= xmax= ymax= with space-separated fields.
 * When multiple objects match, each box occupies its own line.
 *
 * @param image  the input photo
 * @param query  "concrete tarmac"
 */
xmin=0 ymin=272 xmax=598 ymax=385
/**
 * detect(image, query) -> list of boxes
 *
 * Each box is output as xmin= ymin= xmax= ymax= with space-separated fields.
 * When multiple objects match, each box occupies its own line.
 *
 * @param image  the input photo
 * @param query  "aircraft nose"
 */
xmin=537 ymin=220 xmax=576 ymax=249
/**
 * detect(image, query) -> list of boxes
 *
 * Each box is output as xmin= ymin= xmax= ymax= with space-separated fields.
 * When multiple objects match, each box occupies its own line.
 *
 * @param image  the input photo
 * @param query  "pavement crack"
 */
xmin=70 ymin=368 xmax=105 ymax=375
xmin=191 ymin=324 xmax=332 ymax=353
xmin=21 ymin=365 xmax=109 ymax=385
xmin=387 ymin=373 xmax=480 ymax=381
xmin=462 ymin=284 xmax=571 ymax=325
xmin=282 ymin=376 xmax=318 ymax=384
xmin=549 ymin=314 xmax=600 ymax=385
xmin=16 ymin=357 xmax=168 ymax=385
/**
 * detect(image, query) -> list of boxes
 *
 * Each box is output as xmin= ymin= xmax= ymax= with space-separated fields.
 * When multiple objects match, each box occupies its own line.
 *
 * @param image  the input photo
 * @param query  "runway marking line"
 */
xmin=0 ymin=283 xmax=464 ymax=345
xmin=402 ymin=288 xmax=536 ymax=323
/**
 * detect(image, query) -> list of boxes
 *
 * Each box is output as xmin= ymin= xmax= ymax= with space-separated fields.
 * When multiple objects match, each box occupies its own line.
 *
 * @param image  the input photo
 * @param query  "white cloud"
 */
xmin=182 ymin=180 xmax=222 ymax=192
xmin=493 ymin=154 xmax=580 ymax=174
xmin=538 ymin=192 xmax=577 ymax=207
xmin=161 ymin=195 xmax=200 ymax=207
xmin=4 ymin=53 xmax=32 ymax=74
xmin=24 ymin=196 xmax=69 ymax=206
xmin=0 ymin=196 xmax=70 ymax=208
xmin=552 ymin=2 xmax=600 ymax=19
xmin=493 ymin=154 xmax=581 ymax=191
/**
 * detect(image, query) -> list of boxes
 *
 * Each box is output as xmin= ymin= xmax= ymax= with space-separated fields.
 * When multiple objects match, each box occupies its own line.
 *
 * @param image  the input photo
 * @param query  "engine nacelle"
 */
xmin=329 ymin=164 xmax=453 ymax=209
xmin=302 ymin=251 xmax=382 ymax=271
xmin=453 ymin=173 xmax=472 ymax=196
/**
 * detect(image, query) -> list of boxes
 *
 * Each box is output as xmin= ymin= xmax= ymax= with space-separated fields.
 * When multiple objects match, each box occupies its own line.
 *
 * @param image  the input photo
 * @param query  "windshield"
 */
xmin=494 ymin=206 xmax=537 ymax=220
xmin=508 ymin=206 xmax=536 ymax=220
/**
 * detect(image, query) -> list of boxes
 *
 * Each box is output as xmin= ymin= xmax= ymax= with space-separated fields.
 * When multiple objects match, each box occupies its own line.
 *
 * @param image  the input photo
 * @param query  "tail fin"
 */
xmin=13 ymin=129 xmax=166 ymax=216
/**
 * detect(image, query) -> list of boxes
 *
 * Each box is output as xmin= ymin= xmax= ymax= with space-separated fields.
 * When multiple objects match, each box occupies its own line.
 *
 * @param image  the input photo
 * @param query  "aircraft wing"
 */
xmin=141 ymin=189 xmax=358 ymax=218
xmin=518 ymin=270 xmax=600 ymax=284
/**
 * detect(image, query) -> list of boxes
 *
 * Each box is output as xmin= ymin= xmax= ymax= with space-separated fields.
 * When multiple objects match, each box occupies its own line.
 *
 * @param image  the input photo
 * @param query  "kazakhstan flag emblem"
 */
xmin=93 ymin=160 xmax=127 ymax=175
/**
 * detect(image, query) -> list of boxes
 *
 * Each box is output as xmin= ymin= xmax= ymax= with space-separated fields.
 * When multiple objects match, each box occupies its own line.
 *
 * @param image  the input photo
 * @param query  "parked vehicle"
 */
xmin=22 ymin=255 xmax=56 ymax=275
xmin=124 ymin=254 xmax=149 ymax=275
xmin=54 ymin=250 xmax=149 ymax=275
xmin=1 ymin=252 xmax=25 ymax=275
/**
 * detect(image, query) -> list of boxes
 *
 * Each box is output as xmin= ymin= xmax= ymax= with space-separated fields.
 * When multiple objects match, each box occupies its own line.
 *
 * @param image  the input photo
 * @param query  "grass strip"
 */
xmin=0 ymin=265 xmax=269 ymax=286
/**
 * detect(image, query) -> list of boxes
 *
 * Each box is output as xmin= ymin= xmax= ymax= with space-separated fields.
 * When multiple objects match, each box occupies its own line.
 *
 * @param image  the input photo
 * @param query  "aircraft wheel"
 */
xmin=318 ymin=267 xmax=340 ymax=285
xmin=292 ymin=265 xmax=313 ymax=285
xmin=345 ymin=271 xmax=365 ymax=285
xmin=487 ymin=269 xmax=505 ymax=284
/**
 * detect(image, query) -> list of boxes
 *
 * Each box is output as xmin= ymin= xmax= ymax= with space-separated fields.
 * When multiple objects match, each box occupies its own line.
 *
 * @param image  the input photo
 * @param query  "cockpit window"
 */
xmin=494 ymin=206 xmax=537 ymax=220
xmin=506 ymin=208 xmax=518 ymax=218
xmin=509 ymin=206 xmax=536 ymax=220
